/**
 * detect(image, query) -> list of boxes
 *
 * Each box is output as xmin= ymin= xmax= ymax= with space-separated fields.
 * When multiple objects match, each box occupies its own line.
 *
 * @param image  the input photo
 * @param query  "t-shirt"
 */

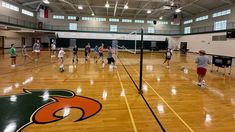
xmin=94 ymin=46 xmax=98 ymax=52
xmin=166 ymin=51 xmax=172 ymax=58
xmin=196 ymin=56 xmax=210 ymax=68
xmin=73 ymin=47 xmax=78 ymax=54
xmin=107 ymin=49 xmax=113 ymax=58
xmin=58 ymin=50 xmax=65 ymax=58
xmin=33 ymin=43 xmax=40 ymax=51
xmin=22 ymin=47 xmax=27 ymax=55
xmin=98 ymin=46 xmax=104 ymax=53
xmin=51 ymin=43 xmax=56 ymax=50
xmin=10 ymin=47 xmax=16 ymax=57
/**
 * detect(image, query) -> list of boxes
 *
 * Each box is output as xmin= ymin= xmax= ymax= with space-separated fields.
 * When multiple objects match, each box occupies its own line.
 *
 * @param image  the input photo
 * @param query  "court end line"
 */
xmin=117 ymin=71 xmax=138 ymax=132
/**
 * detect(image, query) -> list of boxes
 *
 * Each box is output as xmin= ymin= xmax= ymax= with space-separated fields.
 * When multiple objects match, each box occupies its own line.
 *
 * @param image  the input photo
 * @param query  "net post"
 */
xmin=139 ymin=28 xmax=144 ymax=95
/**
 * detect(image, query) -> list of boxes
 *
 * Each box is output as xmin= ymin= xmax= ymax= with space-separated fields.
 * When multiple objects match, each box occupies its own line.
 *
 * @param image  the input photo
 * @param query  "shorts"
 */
xmin=10 ymin=56 xmax=16 ymax=58
xmin=85 ymin=52 xmax=88 ymax=57
xmin=197 ymin=67 xmax=207 ymax=76
xmin=99 ymin=52 xmax=103 ymax=57
xmin=107 ymin=57 xmax=115 ymax=64
xmin=166 ymin=57 xmax=171 ymax=60
xmin=34 ymin=50 xmax=40 ymax=53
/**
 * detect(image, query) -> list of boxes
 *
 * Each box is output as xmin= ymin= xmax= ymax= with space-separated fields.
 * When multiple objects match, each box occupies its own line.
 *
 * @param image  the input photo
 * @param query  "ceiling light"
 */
xmin=124 ymin=4 xmax=128 ymax=9
xmin=91 ymin=12 xmax=95 ymax=16
xmin=43 ymin=0 xmax=50 ymax=4
xmin=147 ymin=10 xmax=152 ymax=14
xmin=159 ymin=16 xmax=163 ymax=20
xmin=105 ymin=1 xmax=110 ymax=8
xmin=175 ymin=8 xmax=181 ymax=13
xmin=78 ymin=5 xmax=83 ymax=10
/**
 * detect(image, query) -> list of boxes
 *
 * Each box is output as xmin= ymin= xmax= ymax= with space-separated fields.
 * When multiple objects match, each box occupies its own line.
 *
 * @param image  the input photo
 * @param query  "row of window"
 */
xmin=184 ymin=9 xmax=231 ymax=25
xmin=54 ymin=15 xmax=169 ymax=25
xmin=69 ymin=23 xmax=156 ymax=33
xmin=184 ymin=20 xmax=227 ymax=34
xmin=1 ymin=1 xmax=34 ymax=17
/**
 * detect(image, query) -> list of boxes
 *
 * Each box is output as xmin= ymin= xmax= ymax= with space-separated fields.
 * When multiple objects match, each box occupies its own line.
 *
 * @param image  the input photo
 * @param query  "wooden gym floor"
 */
xmin=0 ymin=50 xmax=234 ymax=132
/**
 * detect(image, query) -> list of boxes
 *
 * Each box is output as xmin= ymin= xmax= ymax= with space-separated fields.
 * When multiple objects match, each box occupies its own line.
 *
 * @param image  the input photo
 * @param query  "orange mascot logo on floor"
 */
xmin=0 ymin=89 xmax=102 ymax=131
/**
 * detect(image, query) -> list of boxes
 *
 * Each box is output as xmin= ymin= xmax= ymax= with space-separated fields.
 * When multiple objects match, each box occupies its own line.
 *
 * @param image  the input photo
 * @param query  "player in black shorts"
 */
xmin=72 ymin=45 xmax=78 ymax=63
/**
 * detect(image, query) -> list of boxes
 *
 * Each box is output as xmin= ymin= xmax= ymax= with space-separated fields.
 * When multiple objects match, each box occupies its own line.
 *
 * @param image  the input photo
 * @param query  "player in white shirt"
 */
xmin=51 ymin=40 xmax=56 ymax=57
xmin=58 ymin=48 xmax=65 ymax=72
xmin=33 ymin=40 xmax=41 ymax=62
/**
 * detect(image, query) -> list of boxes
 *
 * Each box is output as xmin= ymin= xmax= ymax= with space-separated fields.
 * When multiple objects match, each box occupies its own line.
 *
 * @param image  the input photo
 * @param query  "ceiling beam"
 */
xmin=191 ymin=3 xmax=209 ymax=11
xmin=58 ymin=0 xmax=80 ymax=14
xmin=221 ymin=0 xmax=233 ymax=4
xmin=114 ymin=0 xmax=120 ymax=17
xmin=134 ymin=1 xmax=151 ymax=18
xmin=22 ymin=0 xmax=41 ymax=6
xmin=85 ymin=0 xmax=94 ymax=15
xmin=121 ymin=0 xmax=129 ymax=16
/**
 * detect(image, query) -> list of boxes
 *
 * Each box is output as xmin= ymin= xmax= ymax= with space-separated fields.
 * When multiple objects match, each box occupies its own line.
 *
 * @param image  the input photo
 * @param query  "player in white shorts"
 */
xmin=58 ymin=48 xmax=66 ymax=72
xmin=51 ymin=40 xmax=56 ymax=57
xmin=33 ymin=40 xmax=41 ymax=62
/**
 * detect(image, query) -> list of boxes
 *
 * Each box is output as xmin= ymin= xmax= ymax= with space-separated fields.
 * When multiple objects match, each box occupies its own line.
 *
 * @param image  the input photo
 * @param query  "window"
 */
xmin=82 ymin=17 xmax=93 ymax=21
xmin=68 ymin=16 xmax=76 ymax=20
xmin=69 ymin=23 xmax=77 ymax=30
xmin=22 ymin=9 xmax=34 ymax=17
xmin=184 ymin=19 xmax=193 ymax=24
xmin=96 ymin=18 xmax=106 ymax=22
xmin=109 ymin=18 xmax=119 ymax=22
xmin=196 ymin=15 xmax=208 ymax=22
xmin=214 ymin=20 xmax=227 ymax=31
xmin=157 ymin=21 xmax=168 ymax=25
xmin=122 ymin=19 xmax=132 ymax=23
xmin=53 ymin=15 xmax=64 ymax=19
xmin=148 ymin=27 xmax=155 ymax=33
xmin=135 ymin=20 xmax=144 ymax=23
xmin=110 ymin=25 xmax=118 ymax=32
xmin=147 ymin=20 xmax=153 ymax=24
xmin=213 ymin=9 xmax=231 ymax=18
xmin=184 ymin=27 xmax=191 ymax=34
xmin=2 ymin=1 xmax=19 ymax=12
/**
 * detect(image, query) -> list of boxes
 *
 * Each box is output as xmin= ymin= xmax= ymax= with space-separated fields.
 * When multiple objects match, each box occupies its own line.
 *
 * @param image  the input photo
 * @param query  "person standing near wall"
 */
xmin=33 ymin=40 xmax=41 ymax=62
xmin=195 ymin=50 xmax=210 ymax=87
xmin=163 ymin=48 xmax=173 ymax=68
xmin=10 ymin=44 xmax=16 ymax=68
xmin=22 ymin=44 xmax=33 ymax=64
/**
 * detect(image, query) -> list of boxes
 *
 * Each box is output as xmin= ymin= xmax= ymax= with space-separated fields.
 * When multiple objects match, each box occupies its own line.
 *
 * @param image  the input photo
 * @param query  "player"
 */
xmin=195 ymin=50 xmax=210 ymax=87
xmin=10 ymin=44 xmax=16 ymax=68
xmin=96 ymin=43 xmax=104 ymax=64
xmin=33 ymin=40 xmax=41 ymax=62
xmin=93 ymin=45 xmax=98 ymax=62
xmin=85 ymin=43 xmax=91 ymax=61
xmin=22 ymin=44 xmax=33 ymax=64
xmin=72 ymin=45 xmax=78 ymax=63
xmin=58 ymin=48 xmax=66 ymax=72
xmin=163 ymin=48 xmax=172 ymax=68
xmin=51 ymin=40 xmax=56 ymax=57
xmin=107 ymin=45 xmax=116 ymax=68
